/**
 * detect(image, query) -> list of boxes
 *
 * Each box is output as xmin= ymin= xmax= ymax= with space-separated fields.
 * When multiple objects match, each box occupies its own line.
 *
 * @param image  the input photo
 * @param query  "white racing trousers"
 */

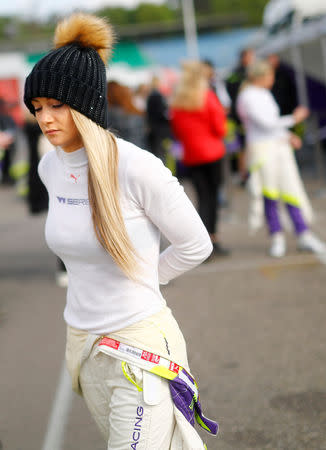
xmin=79 ymin=342 xmax=206 ymax=450
xmin=246 ymin=139 xmax=313 ymax=233
xmin=66 ymin=307 xmax=209 ymax=450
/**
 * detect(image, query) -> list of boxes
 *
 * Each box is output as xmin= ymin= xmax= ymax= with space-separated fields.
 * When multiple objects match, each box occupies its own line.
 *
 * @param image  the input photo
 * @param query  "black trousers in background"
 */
xmin=188 ymin=159 xmax=224 ymax=235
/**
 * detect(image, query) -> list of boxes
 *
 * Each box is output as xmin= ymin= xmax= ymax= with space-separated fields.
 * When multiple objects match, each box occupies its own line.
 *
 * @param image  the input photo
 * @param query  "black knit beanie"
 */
xmin=24 ymin=13 xmax=114 ymax=129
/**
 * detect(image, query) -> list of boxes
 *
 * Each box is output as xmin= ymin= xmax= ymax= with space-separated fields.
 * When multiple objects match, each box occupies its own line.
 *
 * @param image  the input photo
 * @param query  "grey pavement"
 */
xmin=1 ymin=177 xmax=326 ymax=450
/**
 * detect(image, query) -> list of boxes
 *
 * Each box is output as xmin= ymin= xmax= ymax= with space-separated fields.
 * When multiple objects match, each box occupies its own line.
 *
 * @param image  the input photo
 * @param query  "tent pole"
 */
xmin=181 ymin=0 xmax=199 ymax=60
xmin=290 ymin=44 xmax=308 ymax=107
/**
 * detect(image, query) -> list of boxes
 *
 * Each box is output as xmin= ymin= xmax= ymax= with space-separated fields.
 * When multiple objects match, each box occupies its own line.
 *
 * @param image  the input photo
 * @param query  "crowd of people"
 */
xmin=1 ymin=44 xmax=326 ymax=280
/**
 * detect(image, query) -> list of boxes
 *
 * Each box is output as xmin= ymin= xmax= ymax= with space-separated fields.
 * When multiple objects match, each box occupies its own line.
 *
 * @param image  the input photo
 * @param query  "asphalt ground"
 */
xmin=1 ymin=177 xmax=326 ymax=450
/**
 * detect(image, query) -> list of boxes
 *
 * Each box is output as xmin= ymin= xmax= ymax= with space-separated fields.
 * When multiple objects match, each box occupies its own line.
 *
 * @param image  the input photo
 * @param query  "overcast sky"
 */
xmin=0 ymin=0 xmax=165 ymax=19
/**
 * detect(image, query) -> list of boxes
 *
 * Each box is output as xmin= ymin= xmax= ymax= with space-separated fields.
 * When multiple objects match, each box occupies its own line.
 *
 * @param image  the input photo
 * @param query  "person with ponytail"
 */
xmin=24 ymin=13 xmax=217 ymax=449
xmin=236 ymin=59 xmax=326 ymax=257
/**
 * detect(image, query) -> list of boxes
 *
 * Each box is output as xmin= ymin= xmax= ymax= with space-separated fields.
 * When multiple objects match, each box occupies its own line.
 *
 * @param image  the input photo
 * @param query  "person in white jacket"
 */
xmin=23 ymin=13 xmax=217 ymax=450
xmin=236 ymin=59 xmax=326 ymax=257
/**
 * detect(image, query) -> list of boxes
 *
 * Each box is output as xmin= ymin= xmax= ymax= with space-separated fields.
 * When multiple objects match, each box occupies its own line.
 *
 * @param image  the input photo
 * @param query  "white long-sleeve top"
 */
xmin=236 ymin=85 xmax=296 ymax=145
xmin=38 ymin=138 xmax=212 ymax=334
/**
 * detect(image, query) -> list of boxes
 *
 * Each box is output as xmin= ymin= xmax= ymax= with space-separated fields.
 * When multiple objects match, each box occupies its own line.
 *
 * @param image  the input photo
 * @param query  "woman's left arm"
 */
xmin=126 ymin=152 xmax=213 ymax=284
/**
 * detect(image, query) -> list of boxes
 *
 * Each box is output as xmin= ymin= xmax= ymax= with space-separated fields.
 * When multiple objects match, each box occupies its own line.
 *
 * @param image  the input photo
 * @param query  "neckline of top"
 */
xmin=57 ymin=147 xmax=88 ymax=168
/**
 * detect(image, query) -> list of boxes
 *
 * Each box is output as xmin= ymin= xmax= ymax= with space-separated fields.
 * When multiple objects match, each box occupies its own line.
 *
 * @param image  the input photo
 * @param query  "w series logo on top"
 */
xmin=56 ymin=196 xmax=89 ymax=206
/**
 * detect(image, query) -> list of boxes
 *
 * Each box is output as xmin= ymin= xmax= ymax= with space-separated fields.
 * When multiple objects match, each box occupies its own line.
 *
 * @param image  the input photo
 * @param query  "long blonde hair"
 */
xmin=171 ymin=61 xmax=208 ymax=110
xmin=70 ymin=109 xmax=139 ymax=280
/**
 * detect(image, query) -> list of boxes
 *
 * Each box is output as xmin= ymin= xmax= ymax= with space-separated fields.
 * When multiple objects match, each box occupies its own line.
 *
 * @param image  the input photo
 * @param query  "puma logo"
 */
xmin=70 ymin=173 xmax=80 ymax=183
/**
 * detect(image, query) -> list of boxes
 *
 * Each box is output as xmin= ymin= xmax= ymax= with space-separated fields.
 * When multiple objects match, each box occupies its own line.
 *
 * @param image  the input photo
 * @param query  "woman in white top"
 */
xmin=236 ymin=60 xmax=325 ymax=257
xmin=23 ymin=13 xmax=217 ymax=449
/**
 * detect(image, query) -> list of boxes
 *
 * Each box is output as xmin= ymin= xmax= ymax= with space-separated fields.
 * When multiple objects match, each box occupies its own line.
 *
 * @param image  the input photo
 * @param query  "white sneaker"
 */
xmin=269 ymin=233 xmax=286 ymax=258
xmin=55 ymin=271 xmax=68 ymax=288
xmin=297 ymin=231 xmax=326 ymax=254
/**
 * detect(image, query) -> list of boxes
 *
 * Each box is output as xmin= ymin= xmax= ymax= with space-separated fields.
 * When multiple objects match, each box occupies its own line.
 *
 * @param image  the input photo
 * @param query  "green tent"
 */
xmin=26 ymin=41 xmax=152 ymax=69
xmin=111 ymin=41 xmax=151 ymax=67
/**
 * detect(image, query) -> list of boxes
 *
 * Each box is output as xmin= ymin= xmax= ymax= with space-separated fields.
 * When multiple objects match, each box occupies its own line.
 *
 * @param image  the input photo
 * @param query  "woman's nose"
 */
xmin=39 ymin=107 xmax=53 ymax=124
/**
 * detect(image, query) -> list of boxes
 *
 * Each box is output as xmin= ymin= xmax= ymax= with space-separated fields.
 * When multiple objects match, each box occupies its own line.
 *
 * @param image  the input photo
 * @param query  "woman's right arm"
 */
xmin=238 ymin=90 xmax=296 ymax=130
xmin=126 ymin=151 xmax=213 ymax=285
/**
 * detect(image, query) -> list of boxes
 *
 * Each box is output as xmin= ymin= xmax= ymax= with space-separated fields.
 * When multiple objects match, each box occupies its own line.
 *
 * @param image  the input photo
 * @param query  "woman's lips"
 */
xmin=46 ymin=129 xmax=59 ymax=135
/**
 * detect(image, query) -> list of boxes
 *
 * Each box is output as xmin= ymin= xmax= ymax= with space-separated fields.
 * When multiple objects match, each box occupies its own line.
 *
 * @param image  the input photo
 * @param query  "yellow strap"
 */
xmin=281 ymin=192 xmax=301 ymax=207
xmin=150 ymin=365 xmax=177 ymax=380
xmin=195 ymin=411 xmax=211 ymax=432
xmin=262 ymin=187 xmax=280 ymax=200
xmin=121 ymin=361 xmax=143 ymax=392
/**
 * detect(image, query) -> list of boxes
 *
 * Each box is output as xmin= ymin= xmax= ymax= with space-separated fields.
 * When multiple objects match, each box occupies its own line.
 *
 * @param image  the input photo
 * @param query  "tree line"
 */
xmin=0 ymin=0 xmax=269 ymax=44
xmin=97 ymin=0 xmax=269 ymax=26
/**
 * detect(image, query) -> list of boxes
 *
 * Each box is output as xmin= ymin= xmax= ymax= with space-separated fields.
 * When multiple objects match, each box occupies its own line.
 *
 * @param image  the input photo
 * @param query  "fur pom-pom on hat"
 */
xmin=24 ymin=13 xmax=113 ymax=128
xmin=54 ymin=13 xmax=114 ymax=64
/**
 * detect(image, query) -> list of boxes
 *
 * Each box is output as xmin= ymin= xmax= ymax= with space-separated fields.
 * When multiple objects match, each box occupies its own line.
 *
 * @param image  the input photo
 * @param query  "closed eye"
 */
xmin=52 ymin=103 xmax=64 ymax=108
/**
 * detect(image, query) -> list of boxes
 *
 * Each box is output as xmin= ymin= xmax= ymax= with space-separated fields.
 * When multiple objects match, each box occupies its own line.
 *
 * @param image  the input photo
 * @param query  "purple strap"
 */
xmin=169 ymin=368 xmax=218 ymax=435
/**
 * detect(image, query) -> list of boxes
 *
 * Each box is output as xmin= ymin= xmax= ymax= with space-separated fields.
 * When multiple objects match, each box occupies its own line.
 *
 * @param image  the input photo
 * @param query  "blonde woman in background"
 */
xmin=24 ymin=13 xmax=218 ymax=449
xmin=236 ymin=59 xmax=326 ymax=257
xmin=171 ymin=61 xmax=230 ymax=257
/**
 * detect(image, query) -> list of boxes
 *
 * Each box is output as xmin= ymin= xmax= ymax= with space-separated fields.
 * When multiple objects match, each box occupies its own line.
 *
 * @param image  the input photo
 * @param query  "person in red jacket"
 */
xmin=170 ymin=61 xmax=229 ymax=256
